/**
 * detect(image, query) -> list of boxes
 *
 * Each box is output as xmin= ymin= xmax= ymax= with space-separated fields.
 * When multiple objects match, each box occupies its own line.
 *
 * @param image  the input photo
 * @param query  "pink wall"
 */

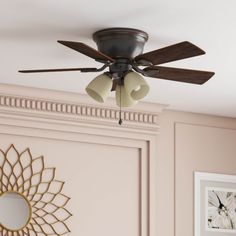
xmin=157 ymin=111 xmax=236 ymax=236
xmin=1 ymin=84 xmax=236 ymax=236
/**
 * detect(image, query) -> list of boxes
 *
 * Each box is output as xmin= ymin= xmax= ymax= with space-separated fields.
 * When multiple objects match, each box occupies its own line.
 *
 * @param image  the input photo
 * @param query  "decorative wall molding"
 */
xmin=0 ymin=83 xmax=161 ymax=236
xmin=0 ymin=83 xmax=167 ymax=130
xmin=0 ymin=94 xmax=158 ymax=124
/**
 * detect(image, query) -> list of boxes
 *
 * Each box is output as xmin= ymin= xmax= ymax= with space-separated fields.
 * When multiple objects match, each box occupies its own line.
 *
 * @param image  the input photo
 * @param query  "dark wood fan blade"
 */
xmin=143 ymin=66 xmax=214 ymax=84
xmin=18 ymin=67 xmax=98 ymax=73
xmin=135 ymin=41 xmax=205 ymax=66
xmin=57 ymin=40 xmax=115 ymax=63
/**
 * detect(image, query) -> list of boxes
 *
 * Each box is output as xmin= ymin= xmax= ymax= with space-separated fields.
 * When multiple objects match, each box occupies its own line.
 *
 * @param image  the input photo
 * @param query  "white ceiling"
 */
xmin=1 ymin=0 xmax=236 ymax=117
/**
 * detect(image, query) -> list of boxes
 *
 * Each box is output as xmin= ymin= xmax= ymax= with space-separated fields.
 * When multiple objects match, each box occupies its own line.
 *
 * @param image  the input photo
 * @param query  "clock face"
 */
xmin=207 ymin=188 xmax=236 ymax=231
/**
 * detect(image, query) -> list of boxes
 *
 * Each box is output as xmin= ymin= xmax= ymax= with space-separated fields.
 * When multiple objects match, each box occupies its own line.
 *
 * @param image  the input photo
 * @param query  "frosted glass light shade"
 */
xmin=116 ymin=85 xmax=138 ymax=107
xmin=86 ymin=74 xmax=112 ymax=103
xmin=124 ymin=72 xmax=149 ymax=100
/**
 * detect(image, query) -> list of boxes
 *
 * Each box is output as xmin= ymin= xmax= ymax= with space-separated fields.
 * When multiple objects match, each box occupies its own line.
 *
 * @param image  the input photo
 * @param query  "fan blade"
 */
xmin=135 ymin=41 xmax=205 ymax=66
xmin=143 ymin=66 xmax=214 ymax=84
xmin=58 ymin=40 xmax=115 ymax=63
xmin=19 ymin=67 xmax=98 ymax=73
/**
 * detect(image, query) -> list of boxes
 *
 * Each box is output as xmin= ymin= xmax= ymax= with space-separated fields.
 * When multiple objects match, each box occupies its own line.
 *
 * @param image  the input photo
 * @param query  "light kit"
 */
xmin=86 ymin=71 xmax=149 ymax=107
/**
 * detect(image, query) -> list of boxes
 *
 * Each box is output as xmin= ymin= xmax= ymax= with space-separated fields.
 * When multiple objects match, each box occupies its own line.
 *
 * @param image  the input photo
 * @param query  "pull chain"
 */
xmin=119 ymin=84 xmax=123 ymax=125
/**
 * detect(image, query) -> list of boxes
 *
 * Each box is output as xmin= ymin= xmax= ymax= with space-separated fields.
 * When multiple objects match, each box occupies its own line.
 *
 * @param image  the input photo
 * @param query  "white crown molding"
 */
xmin=0 ymin=83 xmax=167 ymax=130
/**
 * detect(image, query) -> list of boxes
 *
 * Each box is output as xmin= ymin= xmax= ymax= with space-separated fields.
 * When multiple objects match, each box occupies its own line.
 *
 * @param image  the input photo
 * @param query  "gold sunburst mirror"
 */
xmin=0 ymin=145 xmax=72 ymax=236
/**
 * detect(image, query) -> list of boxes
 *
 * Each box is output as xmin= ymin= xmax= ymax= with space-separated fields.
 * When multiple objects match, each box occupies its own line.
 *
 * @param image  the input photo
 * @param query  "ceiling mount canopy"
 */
xmin=19 ymin=27 xmax=215 ymax=109
xmin=93 ymin=28 xmax=148 ymax=60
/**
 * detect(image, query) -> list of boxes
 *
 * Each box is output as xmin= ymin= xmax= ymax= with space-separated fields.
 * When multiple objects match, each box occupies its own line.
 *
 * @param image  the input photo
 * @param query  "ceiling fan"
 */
xmin=19 ymin=27 xmax=215 ymax=109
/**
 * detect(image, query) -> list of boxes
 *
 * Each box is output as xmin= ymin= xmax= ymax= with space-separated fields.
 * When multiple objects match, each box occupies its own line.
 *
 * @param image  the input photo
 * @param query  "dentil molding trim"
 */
xmin=0 ymin=83 xmax=167 ymax=129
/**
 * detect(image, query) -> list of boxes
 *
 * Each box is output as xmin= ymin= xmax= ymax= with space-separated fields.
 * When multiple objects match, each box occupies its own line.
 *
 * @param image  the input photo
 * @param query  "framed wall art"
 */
xmin=195 ymin=172 xmax=236 ymax=236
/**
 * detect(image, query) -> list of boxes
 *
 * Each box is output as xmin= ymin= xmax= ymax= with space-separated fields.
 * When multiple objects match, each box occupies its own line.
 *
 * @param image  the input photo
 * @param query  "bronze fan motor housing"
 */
xmin=93 ymin=28 xmax=149 ymax=82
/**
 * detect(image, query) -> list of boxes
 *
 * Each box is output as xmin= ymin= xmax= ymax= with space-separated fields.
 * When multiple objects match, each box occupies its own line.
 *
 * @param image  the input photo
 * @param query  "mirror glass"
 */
xmin=0 ymin=192 xmax=31 ymax=230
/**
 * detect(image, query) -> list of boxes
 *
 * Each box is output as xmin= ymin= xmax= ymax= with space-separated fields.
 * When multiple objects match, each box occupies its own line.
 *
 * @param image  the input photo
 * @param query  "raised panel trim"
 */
xmin=0 ymin=83 xmax=159 ymax=236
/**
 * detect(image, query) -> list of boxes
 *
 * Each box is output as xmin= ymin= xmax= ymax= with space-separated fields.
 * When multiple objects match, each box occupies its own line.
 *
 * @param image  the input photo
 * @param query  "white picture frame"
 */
xmin=195 ymin=172 xmax=236 ymax=236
